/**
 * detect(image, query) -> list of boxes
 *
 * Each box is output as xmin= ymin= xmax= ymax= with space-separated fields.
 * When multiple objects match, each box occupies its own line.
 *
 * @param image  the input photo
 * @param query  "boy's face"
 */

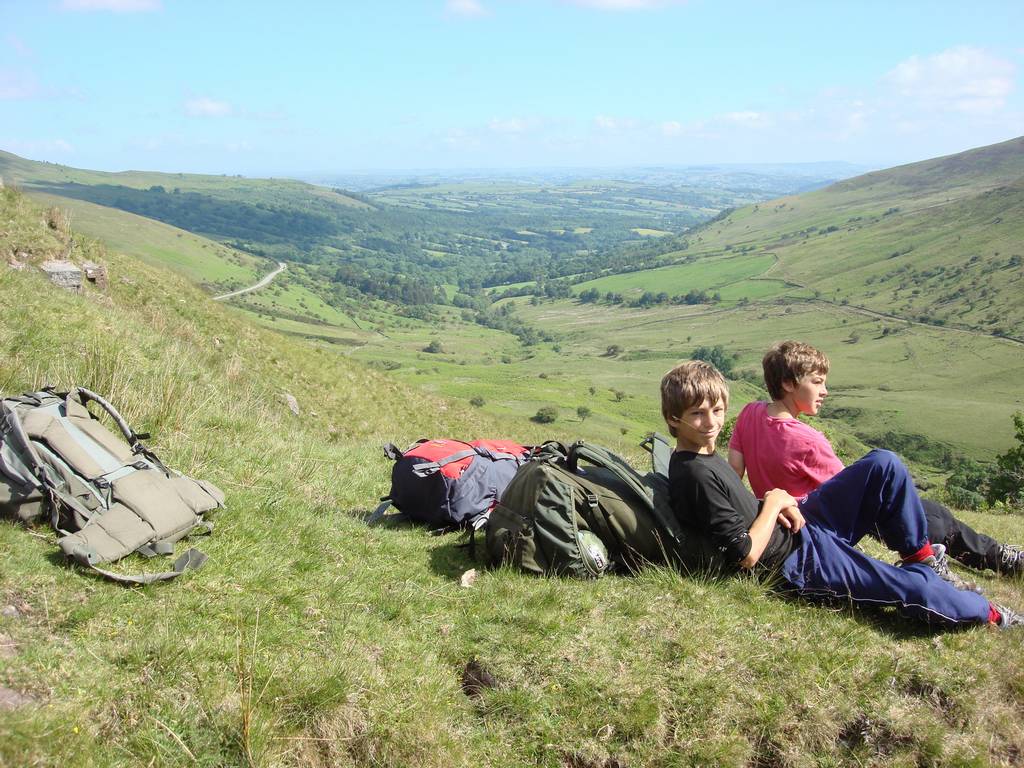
xmin=784 ymin=371 xmax=828 ymax=416
xmin=669 ymin=397 xmax=726 ymax=453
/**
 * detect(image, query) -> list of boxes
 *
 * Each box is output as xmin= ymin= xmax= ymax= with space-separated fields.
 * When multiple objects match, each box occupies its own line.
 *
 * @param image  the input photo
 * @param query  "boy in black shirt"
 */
xmin=662 ymin=360 xmax=1020 ymax=628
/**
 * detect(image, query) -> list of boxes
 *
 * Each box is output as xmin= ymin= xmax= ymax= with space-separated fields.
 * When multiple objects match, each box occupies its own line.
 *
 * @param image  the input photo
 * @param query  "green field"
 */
xmin=575 ymin=252 xmax=778 ymax=298
xmin=519 ymin=298 xmax=1024 ymax=460
xmin=29 ymin=192 xmax=266 ymax=291
xmin=0 ymin=150 xmax=370 ymax=208
xmin=8 ymin=140 xmax=1024 ymax=470
xmin=343 ymin=292 xmax=1024 ymax=465
xmin=229 ymin=279 xmax=360 ymax=327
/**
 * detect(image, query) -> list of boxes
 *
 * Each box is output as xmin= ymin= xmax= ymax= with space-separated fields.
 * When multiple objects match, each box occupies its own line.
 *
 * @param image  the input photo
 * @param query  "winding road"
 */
xmin=213 ymin=261 xmax=287 ymax=301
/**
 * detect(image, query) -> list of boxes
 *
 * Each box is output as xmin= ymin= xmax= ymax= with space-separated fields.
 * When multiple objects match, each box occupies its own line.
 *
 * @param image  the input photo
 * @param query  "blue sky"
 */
xmin=1 ymin=0 xmax=1022 ymax=175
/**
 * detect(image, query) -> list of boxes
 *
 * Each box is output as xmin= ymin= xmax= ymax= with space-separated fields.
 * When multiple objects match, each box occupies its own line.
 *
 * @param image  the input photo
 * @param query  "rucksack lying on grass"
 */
xmin=0 ymin=387 xmax=225 ymax=584
xmin=485 ymin=439 xmax=726 ymax=578
xmin=372 ymin=438 xmax=531 ymax=530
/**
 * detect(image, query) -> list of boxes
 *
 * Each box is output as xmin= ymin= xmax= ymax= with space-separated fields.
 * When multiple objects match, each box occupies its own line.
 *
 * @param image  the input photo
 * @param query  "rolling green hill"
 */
xmin=585 ymin=136 xmax=1024 ymax=339
xmin=4 ymin=170 xmax=1024 ymax=768
xmin=26 ymin=191 xmax=268 ymax=293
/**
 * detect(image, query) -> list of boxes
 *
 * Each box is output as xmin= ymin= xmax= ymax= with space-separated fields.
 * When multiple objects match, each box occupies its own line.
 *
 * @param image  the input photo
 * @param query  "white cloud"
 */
xmin=225 ymin=140 xmax=256 ymax=153
xmin=721 ymin=110 xmax=769 ymax=126
xmin=884 ymin=45 xmax=1015 ymax=115
xmin=0 ymin=70 xmax=84 ymax=101
xmin=5 ymin=35 xmax=33 ymax=58
xmin=562 ymin=0 xmax=686 ymax=9
xmin=60 ymin=0 xmax=161 ymax=11
xmin=444 ymin=0 xmax=488 ymax=18
xmin=184 ymin=97 xmax=233 ymax=117
xmin=1 ymin=138 xmax=75 ymax=157
xmin=0 ymin=70 xmax=38 ymax=100
xmin=488 ymin=117 xmax=530 ymax=135
xmin=660 ymin=120 xmax=683 ymax=137
xmin=443 ymin=127 xmax=481 ymax=150
xmin=593 ymin=115 xmax=640 ymax=132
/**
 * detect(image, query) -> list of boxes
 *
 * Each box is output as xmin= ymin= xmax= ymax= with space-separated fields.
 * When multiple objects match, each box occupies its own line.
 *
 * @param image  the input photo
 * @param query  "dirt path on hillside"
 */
xmin=822 ymin=300 xmax=1024 ymax=346
xmin=213 ymin=261 xmax=287 ymax=300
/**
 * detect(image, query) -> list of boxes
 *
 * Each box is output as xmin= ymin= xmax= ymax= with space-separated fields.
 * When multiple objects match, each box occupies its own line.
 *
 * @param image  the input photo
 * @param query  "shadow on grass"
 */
xmin=428 ymin=536 xmax=477 ymax=579
xmin=770 ymin=585 xmax=968 ymax=639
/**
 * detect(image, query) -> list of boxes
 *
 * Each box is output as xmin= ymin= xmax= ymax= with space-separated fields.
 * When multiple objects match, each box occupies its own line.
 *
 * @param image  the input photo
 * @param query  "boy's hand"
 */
xmin=764 ymin=488 xmax=798 ymax=508
xmin=776 ymin=504 xmax=805 ymax=533
xmin=764 ymin=488 xmax=804 ymax=532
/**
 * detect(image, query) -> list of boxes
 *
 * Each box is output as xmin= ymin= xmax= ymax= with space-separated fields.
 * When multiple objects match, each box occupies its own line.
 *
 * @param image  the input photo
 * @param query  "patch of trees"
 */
xmin=576 ymin=286 xmax=719 ymax=307
xmin=474 ymin=303 xmax=551 ymax=346
xmin=945 ymin=412 xmax=1024 ymax=511
xmin=329 ymin=264 xmax=444 ymax=305
xmin=37 ymin=183 xmax=339 ymax=249
xmin=532 ymin=406 xmax=558 ymax=424
xmin=690 ymin=345 xmax=737 ymax=377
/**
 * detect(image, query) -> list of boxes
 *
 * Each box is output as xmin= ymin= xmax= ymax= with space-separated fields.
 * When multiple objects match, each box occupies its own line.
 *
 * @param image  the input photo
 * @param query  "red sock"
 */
xmin=901 ymin=541 xmax=934 ymax=564
xmin=989 ymin=603 xmax=1002 ymax=625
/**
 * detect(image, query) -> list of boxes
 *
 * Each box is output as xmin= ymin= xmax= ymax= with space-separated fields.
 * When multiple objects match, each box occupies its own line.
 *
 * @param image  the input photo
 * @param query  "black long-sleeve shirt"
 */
xmin=668 ymin=449 xmax=795 ymax=571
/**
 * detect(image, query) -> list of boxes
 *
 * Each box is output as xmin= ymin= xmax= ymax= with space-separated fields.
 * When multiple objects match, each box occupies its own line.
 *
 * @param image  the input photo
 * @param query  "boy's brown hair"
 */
xmin=660 ymin=360 xmax=730 ymax=437
xmin=762 ymin=340 xmax=830 ymax=401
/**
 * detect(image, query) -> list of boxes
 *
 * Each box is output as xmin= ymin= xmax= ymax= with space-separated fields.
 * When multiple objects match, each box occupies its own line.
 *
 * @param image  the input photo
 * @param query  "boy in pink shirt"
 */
xmin=729 ymin=340 xmax=1023 ymax=578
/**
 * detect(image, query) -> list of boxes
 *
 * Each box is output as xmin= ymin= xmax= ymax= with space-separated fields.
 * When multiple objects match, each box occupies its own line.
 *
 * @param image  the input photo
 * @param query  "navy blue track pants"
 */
xmin=780 ymin=450 xmax=990 ymax=626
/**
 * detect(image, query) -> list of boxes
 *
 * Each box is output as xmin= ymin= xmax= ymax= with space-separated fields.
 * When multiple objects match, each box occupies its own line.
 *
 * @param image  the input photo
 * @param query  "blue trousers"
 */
xmin=780 ymin=450 xmax=991 ymax=626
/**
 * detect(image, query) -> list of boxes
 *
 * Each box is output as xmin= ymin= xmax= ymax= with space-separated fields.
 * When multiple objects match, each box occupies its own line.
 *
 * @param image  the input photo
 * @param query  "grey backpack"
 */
xmin=0 ymin=387 xmax=224 ymax=584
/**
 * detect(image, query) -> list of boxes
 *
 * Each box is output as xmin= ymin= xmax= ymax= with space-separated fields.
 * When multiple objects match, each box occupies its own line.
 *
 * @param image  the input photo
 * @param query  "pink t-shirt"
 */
xmin=728 ymin=401 xmax=844 ymax=499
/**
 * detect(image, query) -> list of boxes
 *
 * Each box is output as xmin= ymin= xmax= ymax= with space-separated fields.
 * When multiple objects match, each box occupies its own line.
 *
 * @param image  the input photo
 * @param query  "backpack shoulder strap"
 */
xmin=72 ymin=388 xmax=171 ymax=476
xmin=1 ymin=399 xmax=45 ymax=483
xmin=568 ymin=441 xmax=684 ymax=543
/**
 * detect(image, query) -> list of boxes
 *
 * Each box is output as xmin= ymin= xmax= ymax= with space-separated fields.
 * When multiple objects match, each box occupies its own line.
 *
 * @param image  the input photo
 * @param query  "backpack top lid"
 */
xmin=400 ymin=439 xmax=529 ymax=479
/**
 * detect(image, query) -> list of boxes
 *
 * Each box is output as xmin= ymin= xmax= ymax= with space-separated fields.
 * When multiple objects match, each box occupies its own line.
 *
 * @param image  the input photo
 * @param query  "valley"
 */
xmin=4 ymin=140 xmax=1023 ymax=473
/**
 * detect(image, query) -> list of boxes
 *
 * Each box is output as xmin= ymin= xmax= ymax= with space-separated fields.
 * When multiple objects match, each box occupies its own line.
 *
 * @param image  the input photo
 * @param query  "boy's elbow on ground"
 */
xmin=738 ymin=552 xmax=758 ymax=570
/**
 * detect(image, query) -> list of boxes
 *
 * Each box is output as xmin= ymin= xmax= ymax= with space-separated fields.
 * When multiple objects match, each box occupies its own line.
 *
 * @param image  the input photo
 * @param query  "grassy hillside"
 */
xmin=589 ymin=136 xmax=1024 ymax=339
xmin=4 ymin=181 xmax=1024 ymax=767
xmin=0 ymin=150 xmax=371 ymax=208
xmin=27 ymin=191 xmax=268 ymax=293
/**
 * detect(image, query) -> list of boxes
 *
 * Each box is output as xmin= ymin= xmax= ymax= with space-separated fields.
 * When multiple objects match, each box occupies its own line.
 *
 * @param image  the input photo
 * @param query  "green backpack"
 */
xmin=0 ymin=388 xmax=225 ymax=584
xmin=485 ymin=440 xmax=724 ymax=578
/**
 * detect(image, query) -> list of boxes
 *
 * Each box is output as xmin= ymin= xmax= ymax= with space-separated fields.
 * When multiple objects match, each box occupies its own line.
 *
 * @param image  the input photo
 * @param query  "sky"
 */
xmin=1 ymin=0 xmax=1022 ymax=176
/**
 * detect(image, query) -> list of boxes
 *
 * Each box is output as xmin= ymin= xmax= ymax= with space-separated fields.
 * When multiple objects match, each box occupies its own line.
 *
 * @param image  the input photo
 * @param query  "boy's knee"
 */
xmin=864 ymin=449 xmax=905 ymax=475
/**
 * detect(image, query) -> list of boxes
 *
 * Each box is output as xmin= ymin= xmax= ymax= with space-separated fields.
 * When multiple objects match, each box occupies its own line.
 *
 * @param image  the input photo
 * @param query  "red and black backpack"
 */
xmin=373 ymin=438 xmax=531 ymax=530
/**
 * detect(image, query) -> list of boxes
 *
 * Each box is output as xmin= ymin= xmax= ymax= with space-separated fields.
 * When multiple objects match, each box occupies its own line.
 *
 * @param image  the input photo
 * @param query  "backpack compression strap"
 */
xmin=65 ymin=546 xmax=208 ymax=585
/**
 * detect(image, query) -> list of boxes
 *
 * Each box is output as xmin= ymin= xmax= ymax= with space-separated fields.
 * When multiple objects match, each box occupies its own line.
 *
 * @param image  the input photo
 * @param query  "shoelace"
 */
xmin=926 ymin=545 xmax=980 ymax=592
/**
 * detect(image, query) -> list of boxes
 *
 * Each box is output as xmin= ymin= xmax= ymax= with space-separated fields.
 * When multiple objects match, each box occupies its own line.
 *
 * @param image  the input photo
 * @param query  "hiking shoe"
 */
xmin=993 ymin=603 xmax=1024 ymax=629
xmin=920 ymin=544 xmax=982 ymax=593
xmin=998 ymin=544 xmax=1024 ymax=576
